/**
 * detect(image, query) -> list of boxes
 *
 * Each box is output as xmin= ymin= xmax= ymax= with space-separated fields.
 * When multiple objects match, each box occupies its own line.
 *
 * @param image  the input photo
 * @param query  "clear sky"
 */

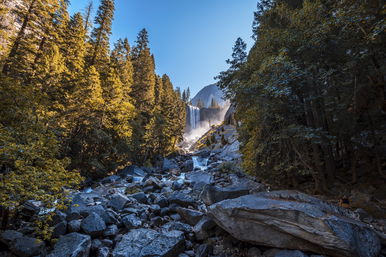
xmin=68 ymin=0 xmax=256 ymax=97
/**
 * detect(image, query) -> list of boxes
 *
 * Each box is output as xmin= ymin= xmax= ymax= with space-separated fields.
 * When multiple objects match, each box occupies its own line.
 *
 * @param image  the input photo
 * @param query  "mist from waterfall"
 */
xmin=183 ymin=103 xmax=231 ymax=148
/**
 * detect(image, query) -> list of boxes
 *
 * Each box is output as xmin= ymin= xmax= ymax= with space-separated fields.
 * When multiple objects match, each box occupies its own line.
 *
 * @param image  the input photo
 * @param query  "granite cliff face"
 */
xmin=191 ymin=84 xmax=228 ymax=108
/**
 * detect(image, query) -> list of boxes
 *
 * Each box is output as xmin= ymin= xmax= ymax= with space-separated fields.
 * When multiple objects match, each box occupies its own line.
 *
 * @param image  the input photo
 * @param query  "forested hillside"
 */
xmin=0 ymin=0 xmax=185 ymax=215
xmin=218 ymin=0 xmax=385 ymax=194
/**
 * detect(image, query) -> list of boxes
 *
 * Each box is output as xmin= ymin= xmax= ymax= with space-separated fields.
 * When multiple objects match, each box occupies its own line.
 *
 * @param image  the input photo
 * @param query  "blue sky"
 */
xmin=68 ymin=0 xmax=256 ymax=97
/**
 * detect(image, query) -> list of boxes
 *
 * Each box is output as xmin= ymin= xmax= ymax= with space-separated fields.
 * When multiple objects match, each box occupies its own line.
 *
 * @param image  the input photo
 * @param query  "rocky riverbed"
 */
xmin=1 ymin=144 xmax=386 ymax=257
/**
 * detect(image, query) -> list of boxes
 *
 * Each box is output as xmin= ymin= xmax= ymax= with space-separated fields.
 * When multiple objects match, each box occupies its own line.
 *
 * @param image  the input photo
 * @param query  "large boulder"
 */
xmin=112 ymin=229 xmax=185 ymax=257
xmin=200 ymin=184 xmax=251 ymax=206
xmin=209 ymin=190 xmax=381 ymax=257
xmin=118 ymin=166 xmax=146 ymax=180
xmin=122 ymin=214 xmax=142 ymax=229
xmin=177 ymin=208 xmax=204 ymax=226
xmin=1 ymin=230 xmax=45 ymax=257
xmin=108 ymin=193 xmax=130 ymax=211
xmin=48 ymin=233 xmax=91 ymax=257
xmin=81 ymin=213 xmax=106 ymax=237
xmin=186 ymin=171 xmax=214 ymax=192
xmin=169 ymin=191 xmax=195 ymax=207
xmin=163 ymin=158 xmax=180 ymax=172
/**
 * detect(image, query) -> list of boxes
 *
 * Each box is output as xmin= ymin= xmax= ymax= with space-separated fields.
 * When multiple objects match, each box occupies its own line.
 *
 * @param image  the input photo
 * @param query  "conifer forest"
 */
xmin=0 ymin=1 xmax=385 ymax=257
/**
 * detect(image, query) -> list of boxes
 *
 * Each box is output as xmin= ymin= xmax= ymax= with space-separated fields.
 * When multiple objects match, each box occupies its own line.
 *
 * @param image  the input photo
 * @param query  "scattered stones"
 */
xmin=81 ymin=213 xmax=106 ymax=237
xmin=48 ymin=233 xmax=91 ymax=257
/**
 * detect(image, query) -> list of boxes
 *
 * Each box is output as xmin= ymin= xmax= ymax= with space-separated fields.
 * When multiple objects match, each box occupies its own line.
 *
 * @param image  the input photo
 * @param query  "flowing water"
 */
xmin=187 ymin=105 xmax=200 ymax=130
xmin=192 ymin=156 xmax=209 ymax=171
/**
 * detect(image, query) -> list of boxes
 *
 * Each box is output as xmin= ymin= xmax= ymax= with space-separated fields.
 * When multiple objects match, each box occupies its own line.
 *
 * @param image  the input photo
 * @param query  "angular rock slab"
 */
xmin=209 ymin=190 xmax=381 ymax=257
xmin=48 ymin=233 xmax=91 ymax=257
xmin=200 ymin=184 xmax=251 ymax=205
xmin=112 ymin=229 xmax=184 ymax=257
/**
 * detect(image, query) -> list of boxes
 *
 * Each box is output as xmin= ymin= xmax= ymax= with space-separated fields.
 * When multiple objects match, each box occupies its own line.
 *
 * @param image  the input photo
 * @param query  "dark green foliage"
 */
xmin=218 ymin=0 xmax=386 ymax=193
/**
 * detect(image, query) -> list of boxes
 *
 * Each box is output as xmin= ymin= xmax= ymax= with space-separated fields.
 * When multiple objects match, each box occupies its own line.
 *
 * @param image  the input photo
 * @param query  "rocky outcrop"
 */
xmin=48 ymin=233 xmax=91 ymax=257
xmin=209 ymin=190 xmax=381 ymax=257
xmin=112 ymin=229 xmax=184 ymax=257
xmin=200 ymin=184 xmax=252 ymax=205
xmin=0 ymin=230 xmax=45 ymax=257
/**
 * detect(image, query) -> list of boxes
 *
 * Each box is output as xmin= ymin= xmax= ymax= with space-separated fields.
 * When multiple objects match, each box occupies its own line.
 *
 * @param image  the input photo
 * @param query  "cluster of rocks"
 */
xmin=1 ymin=152 xmax=385 ymax=257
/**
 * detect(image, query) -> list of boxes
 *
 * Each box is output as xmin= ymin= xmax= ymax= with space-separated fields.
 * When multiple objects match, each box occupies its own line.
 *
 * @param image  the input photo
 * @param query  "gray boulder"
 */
xmin=108 ymin=193 xmax=129 ymax=211
xmin=97 ymin=247 xmax=110 ymax=257
xmin=182 ymin=160 xmax=194 ymax=172
xmin=103 ymin=224 xmax=119 ymax=237
xmin=48 ymin=233 xmax=91 ymax=257
xmin=169 ymin=191 xmax=195 ymax=207
xmin=122 ymin=214 xmax=142 ymax=229
xmin=163 ymin=158 xmax=180 ymax=172
xmin=177 ymin=208 xmax=204 ymax=226
xmin=68 ymin=220 xmax=81 ymax=233
xmin=200 ymin=184 xmax=251 ymax=206
xmin=81 ymin=212 xmax=106 ymax=237
xmin=101 ymin=175 xmax=121 ymax=184
xmin=193 ymin=217 xmax=216 ymax=241
xmin=112 ymin=228 xmax=185 ymax=257
xmin=52 ymin=220 xmax=67 ymax=238
xmin=118 ymin=165 xmax=146 ymax=179
xmin=209 ymin=190 xmax=381 ymax=257
xmin=131 ymin=192 xmax=148 ymax=204
xmin=1 ymin=231 xmax=45 ymax=257
xmin=186 ymin=171 xmax=214 ymax=193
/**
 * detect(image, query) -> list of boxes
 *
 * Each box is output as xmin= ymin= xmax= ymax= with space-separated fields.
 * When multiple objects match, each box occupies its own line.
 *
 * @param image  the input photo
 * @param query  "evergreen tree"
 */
xmin=186 ymin=87 xmax=191 ymax=102
xmin=197 ymin=99 xmax=205 ymax=108
xmin=218 ymin=0 xmax=386 ymax=193
xmin=210 ymin=98 xmax=220 ymax=109
xmin=131 ymin=28 xmax=156 ymax=114
xmin=88 ymin=0 xmax=114 ymax=69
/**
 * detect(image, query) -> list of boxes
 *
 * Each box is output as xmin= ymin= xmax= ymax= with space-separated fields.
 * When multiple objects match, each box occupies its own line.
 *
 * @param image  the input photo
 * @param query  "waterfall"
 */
xmin=192 ymin=156 xmax=209 ymax=171
xmin=188 ymin=105 xmax=200 ymax=130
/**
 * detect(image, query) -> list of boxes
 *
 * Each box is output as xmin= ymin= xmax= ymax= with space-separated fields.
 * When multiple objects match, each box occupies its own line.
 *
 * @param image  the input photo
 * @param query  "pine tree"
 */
xmin=131 ymin=28 xmax=156 ymax=114
xmin=2 ymin=0 xmax=66 ymax=77
xmin=88 ymin=0 xmax=114 ymax=70
xmin=83 ymin=1 xmax=93 ymax=33
xmin=210 ymin=98 xmax=220 ymax=109
xmin=197 ymin=99 xmax=205 ymax=108
xmin=186 ymin=87 xmax=191 ymax=102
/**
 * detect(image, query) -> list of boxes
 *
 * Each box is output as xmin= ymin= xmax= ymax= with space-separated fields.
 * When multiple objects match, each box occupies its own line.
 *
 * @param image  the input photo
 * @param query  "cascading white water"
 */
xmin=192 ymin=156 xmax=209 ymax=171
xmin=188 ymin=105 xmax=200 ymax=129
